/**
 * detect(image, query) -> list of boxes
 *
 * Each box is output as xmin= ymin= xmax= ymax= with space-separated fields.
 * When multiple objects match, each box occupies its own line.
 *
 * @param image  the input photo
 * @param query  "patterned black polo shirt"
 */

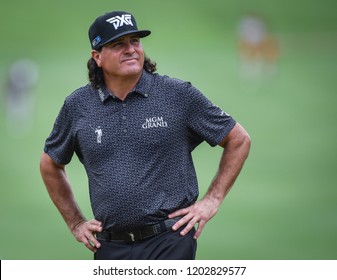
xmin=44 ymin=70 xmax=236 ymax=231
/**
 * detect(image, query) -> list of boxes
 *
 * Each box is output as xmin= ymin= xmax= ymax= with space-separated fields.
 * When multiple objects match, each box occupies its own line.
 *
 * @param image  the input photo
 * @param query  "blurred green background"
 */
xmin=1 ymin=0 xmax=336 ymax=259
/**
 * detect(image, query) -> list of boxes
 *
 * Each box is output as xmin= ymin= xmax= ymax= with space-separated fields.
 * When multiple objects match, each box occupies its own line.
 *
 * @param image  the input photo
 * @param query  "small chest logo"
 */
xmin=142 ymin=116 xmax=168 ymax=129
xmin=90 ymin=125 xmax=102 ymax=143
xmin=95 ymin=127 xmax=102 ymax=143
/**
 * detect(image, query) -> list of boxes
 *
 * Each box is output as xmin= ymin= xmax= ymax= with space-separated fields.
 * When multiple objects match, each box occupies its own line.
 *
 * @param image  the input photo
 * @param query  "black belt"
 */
xmin=95 ymin=217 xmax=179 ymax=243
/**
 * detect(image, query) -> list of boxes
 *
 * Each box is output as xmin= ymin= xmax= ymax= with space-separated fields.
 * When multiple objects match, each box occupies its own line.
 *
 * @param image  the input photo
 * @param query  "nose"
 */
xmin=124 ymin=41 xmax=135 ymax=54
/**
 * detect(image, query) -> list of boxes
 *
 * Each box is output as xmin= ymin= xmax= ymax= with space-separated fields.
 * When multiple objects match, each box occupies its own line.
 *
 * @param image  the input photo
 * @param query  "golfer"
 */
xmin=40 ymin=10 xmax=251 ymax=260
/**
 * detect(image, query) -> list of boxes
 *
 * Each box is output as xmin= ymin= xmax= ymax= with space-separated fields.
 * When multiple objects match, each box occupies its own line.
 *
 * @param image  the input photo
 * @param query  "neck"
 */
xmin=104 ymin=72 xmax=142 ymax=101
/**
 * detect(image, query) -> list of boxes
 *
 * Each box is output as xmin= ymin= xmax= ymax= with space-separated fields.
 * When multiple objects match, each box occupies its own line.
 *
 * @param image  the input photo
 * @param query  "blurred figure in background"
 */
xmin=237 ymin=13 xmax=279 ymax=80
xmin=4 ymin=59 xmax=39 ymax=137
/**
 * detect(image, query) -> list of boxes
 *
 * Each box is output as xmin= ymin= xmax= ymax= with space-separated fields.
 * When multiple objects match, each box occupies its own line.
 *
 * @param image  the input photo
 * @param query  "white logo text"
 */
xmin=106 ymin=14 xmax=133 ymax=30
xmin=142 ymin=117 xmax=168 ymax=129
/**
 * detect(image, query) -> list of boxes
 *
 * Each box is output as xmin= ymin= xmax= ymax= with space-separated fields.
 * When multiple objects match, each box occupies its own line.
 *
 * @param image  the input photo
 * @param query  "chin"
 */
xmin=123 ymin=65 xmax=143 ymax=76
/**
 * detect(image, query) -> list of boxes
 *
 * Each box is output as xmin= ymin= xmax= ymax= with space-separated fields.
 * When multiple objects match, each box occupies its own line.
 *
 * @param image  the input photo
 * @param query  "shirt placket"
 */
xmin=121 ymin=101 xmax=128 ymax=136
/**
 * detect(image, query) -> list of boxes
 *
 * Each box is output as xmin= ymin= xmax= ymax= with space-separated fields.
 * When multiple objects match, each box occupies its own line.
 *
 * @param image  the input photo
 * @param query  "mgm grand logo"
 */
xmin=142 ymin=116 xmax=168 ymax=129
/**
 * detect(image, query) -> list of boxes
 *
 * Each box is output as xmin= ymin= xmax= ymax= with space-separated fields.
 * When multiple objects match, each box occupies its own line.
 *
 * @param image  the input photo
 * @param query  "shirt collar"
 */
xmin=133 ymin=70 xmax=154 ymax=97
xmin=96 ymin=70 xmax=154 ymax=103
xmin=97 ymin=87 xmax=110 ymax=103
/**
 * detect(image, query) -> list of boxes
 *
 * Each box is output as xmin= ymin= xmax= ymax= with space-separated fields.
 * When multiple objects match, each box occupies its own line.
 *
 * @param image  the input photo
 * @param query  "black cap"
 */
xmin=89 ymin=11 xmax=151 ymax=50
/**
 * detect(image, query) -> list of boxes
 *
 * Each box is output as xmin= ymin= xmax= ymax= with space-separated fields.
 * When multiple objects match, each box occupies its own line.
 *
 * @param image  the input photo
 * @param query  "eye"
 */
xmin=106 ymin=41 xmax=123 ymax=48
xmin=114 ymin=42 xmax=124 ymax=47
xmin=131 ymin=38 xmax=140 ymax=45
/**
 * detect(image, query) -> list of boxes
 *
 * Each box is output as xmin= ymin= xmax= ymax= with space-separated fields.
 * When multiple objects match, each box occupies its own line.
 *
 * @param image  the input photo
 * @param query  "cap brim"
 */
xmin=98 ymin=30 xmax=151 ymax=49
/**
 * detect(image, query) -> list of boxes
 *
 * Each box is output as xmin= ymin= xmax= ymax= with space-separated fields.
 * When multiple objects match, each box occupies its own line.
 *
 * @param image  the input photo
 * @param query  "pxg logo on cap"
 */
xmin=106 ymin=14 xmax=134 ymax=30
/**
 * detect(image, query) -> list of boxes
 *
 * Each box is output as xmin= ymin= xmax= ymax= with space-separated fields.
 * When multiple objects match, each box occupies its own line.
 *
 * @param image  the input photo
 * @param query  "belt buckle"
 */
xmin=127 ymin=231 xmax=135 ymax=242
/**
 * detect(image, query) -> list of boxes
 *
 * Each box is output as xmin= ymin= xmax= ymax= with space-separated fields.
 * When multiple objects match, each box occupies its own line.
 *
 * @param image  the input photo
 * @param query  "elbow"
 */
xmin=241 ymin=127 xmax=251 ymax=147
xmin=242 ymin=131 xmax=251 ymax=159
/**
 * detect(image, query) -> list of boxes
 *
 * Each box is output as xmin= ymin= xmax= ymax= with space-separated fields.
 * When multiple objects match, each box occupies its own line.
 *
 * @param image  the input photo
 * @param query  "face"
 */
xmin=92 ymin=34 xmax=145 ymax=79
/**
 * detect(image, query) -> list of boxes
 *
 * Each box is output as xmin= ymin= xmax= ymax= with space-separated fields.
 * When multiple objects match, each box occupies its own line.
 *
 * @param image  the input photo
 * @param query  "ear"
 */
xmin=91 ymin=50 xmax=102 ymax=67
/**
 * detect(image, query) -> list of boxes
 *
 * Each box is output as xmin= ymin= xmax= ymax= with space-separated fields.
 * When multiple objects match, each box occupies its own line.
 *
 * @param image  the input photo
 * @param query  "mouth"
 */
xmin=121 ymin=57 xmax=138 ymax=63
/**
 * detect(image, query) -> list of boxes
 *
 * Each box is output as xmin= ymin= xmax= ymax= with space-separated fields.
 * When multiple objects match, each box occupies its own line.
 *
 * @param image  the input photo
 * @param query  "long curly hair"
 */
xmin=87 ymin=55 xmax=157 ymax=89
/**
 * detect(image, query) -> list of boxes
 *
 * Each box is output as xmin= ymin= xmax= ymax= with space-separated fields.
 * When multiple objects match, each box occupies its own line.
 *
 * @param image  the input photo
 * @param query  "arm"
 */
xmin=169 ymin=122 xmax=251 ymax=239
xmin=39 ymin=152 xmax=102 ymax=252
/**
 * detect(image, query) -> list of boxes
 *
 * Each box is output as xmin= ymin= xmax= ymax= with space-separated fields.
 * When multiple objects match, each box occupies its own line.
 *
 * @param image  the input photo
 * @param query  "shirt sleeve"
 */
xmin=186 ymin=84 xmax=237 ymax=147
xmin=43 ymin=100 xmax=76 ymax=165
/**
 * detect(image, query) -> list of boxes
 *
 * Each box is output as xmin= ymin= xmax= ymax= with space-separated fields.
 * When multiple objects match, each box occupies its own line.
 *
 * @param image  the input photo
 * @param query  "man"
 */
xmin=40 ymin=10 xmax=251 ymax=260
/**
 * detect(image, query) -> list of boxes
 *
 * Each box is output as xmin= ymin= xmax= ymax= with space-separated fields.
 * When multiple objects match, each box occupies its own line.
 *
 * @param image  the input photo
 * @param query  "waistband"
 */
xmin=95 ymin=217 xmax=180 ymax=243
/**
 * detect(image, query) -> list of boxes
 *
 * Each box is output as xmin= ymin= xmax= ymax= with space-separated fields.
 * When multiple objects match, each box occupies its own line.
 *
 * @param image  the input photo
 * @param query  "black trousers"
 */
xmin=94 ymin=228 xmax=197 ymax=260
